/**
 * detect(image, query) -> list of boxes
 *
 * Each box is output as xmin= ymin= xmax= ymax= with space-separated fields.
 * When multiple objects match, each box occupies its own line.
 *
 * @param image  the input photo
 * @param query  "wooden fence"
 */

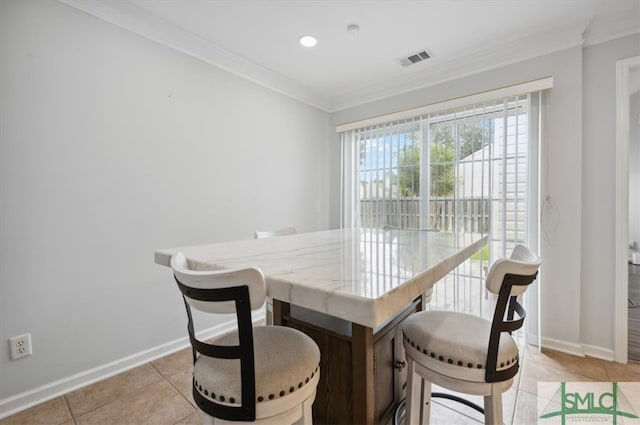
xmin=359 ymin=198 xmax=490 ymax=232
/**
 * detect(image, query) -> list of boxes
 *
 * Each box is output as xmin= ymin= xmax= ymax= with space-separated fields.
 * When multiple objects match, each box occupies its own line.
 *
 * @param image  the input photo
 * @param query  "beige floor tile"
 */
xmin=518 ymin=360 xmax=594 ymax=395
xmin=429 ymin=386 xmax=485 ymax=423
xmin=151 ymin=347 xmax=193 ymax=378
xmin=524 ymin=346 xmax=609 ymax=381
xmin=429 ymin=400 xmax=482 ymax=424
xmin=66 ymin=364 xmax=163 ymax=417
xmin=429 ymin=384 xmax=518 ymax=424
xmin=0 ymin=397 xmax=72 ymax=425
xmin=512 ymin=390 xmax=538 ymax=425
xmin=6 ymin=341 xmax=640 ymax=425
xmin=166 ymin=371 xmax=195 ymax=407
xmin=502 ymin=384 xmax=519 ymax=424
xmin=173 ymin=411 xmax=203 ymax=425
xmin=75 ymin=380 xmax=194 ymax=425
xmin=603 ymin=359 xmax=640 ymax=381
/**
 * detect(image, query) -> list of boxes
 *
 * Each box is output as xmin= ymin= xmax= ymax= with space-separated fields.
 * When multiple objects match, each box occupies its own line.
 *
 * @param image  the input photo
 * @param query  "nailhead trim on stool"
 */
xmin=193 ymin=326 xmax=321 ymax=407
xmin=194 ymin=365 xmax=320 ymax=405
xmin=403 ymin=333 xmax=518 ymax=370
xmin=401 ymin=310 xmax=519 ymax=377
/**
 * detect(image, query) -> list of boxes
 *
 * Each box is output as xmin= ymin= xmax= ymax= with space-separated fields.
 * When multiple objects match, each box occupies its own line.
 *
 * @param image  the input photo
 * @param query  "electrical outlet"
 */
xmin=9 ymin=333 xmax=32 ymax=360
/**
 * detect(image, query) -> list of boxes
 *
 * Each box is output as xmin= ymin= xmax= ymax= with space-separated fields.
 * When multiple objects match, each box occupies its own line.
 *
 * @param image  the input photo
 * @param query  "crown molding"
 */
xmin=583 ymin=7 xmax=640 ymax=47
xmin=327 ymin=18 xmax=589 ymax=112
xmin=58 ymin=0 xmax=332 ymax=111
xmin=56 ymin=1 xmax=637 ymax=114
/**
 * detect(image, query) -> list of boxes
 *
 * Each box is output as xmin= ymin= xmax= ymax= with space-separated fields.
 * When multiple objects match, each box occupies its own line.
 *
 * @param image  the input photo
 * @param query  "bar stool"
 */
xmin=401 ymin=244 xmax=541 ymax=425
xmin=171 ymin=252 xmax=320 ymax=424
xmin=254 ymin=227 xmax=297 ymax=325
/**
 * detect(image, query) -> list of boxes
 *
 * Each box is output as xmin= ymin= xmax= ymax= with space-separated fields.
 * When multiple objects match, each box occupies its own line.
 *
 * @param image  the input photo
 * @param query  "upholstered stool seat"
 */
xmin=401 ymin=244 xmax=540 ymax=425
xmin=194 ymin=326 xmax=320 ymax=413
xmin=170 ymin=252 xmax=320 ymax=424
xmin=402 ymin=311 xmax=519 ymax=383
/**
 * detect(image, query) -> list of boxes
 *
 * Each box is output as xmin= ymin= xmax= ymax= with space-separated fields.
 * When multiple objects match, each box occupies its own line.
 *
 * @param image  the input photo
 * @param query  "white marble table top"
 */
xmin=155 ymin=228 xmax=487 ymax=329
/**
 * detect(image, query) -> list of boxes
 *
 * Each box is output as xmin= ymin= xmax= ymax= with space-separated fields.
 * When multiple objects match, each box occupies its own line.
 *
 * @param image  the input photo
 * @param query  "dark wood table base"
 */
xmin=273 ymin=299 xmax=422 ymax=425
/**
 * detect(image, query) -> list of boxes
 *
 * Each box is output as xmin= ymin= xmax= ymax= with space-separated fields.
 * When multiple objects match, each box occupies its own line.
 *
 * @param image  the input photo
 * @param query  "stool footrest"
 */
xmin=393 ymin=393 xmax=485 ymax=425
xmin=431 ymin=392 xmax=485 ymax=414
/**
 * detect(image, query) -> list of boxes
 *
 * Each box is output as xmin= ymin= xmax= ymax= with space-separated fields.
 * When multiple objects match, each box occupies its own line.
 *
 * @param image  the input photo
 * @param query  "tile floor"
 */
xmin=2 ymin=345 xmax=640 ymax=425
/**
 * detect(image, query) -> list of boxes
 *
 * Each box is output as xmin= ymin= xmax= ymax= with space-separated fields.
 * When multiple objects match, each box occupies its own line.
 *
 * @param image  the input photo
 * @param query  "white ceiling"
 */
xmin=62 ymin=0 xmax=640 ymax=111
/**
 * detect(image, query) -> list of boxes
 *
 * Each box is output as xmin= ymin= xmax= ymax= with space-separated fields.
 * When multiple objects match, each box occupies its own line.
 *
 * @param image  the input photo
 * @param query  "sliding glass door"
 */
xmin=341 ymin=92 xmax=542 ymax=327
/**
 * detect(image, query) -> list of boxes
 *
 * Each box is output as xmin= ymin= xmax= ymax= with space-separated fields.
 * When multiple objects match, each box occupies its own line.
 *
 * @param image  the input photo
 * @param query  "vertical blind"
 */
xmin=340 ymin=87 xmax=547 ymax=321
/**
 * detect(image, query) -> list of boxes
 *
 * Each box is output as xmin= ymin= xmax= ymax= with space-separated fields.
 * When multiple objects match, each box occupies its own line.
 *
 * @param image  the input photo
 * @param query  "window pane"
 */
xmin=341 ymin=94 xmax=534 ymax=320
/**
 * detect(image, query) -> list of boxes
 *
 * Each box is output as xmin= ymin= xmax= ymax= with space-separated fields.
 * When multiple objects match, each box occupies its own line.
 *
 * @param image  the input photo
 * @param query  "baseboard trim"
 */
xmin=0 ymin=312 xmax=264 ymax=419
xmin=528 ymin=335 xmax=616 ymax=362
xmin=581 ymin=343 xmax=615 ymax=362
xmin=542 ymin=337 xmax=585 ymax=357
xmin=532 ymin=335 xmax=585 ymax=357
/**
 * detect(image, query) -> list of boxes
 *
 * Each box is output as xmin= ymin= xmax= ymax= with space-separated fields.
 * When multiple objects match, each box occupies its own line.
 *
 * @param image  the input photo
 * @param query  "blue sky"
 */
xmin=359 ymin=132 xmax=417 ymax=182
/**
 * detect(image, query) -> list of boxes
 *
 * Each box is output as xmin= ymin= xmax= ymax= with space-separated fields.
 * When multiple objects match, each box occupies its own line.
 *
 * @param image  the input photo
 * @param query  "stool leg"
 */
xmin=483 ymin=389 xmax=503 ymax=425
xmin=301 ymin=396 xmax=313 ymax=425
xmin=420 ymin=378 xmax=431 ymax=425
xmin=406 ymin=358 xmax=430 ymax=424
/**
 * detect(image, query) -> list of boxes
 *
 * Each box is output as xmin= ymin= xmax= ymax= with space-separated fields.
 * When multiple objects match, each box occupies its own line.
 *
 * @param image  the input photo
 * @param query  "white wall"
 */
xmin=1 ymin=0 xmax=638 ymax=412
xmin=331 ymin=35 xmax=639 ymax=359
xmin=0 ymin=0 xmax=330 ymax=402
xmin=581 ymin=36 xmax=640 ymax=352
xmin=630 ymin=90 xmax=640 ymax=252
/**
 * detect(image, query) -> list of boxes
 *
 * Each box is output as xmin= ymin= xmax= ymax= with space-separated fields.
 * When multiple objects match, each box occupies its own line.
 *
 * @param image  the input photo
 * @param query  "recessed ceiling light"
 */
xmin=299 ymin=35 xmax=317 ymax=48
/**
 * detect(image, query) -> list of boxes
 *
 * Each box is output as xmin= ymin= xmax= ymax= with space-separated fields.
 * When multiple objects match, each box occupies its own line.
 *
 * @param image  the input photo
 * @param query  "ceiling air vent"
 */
xmin=399 ymin=50 xmax=431 ymax=67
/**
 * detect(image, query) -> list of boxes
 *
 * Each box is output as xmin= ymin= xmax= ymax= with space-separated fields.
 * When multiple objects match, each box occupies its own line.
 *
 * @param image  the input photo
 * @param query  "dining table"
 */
xmin=155 ymin=227 xmax=487 ymax=425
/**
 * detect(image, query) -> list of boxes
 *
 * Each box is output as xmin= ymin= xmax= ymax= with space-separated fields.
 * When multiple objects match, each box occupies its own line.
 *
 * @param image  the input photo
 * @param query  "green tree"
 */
xmin=397 ymin=143 xmax=456 ymax=198
xmin=431 ymin=124 xmax=491 ymax=159
xmin=398 ymin=144 xmax=420 ymax=197
xmin=430 ymin=143 xmax=455 ymax=197
xmin=396 ymin=122 xmax=490 ymax=198
xmin=457 ymin=124 xmax=490 ymax=158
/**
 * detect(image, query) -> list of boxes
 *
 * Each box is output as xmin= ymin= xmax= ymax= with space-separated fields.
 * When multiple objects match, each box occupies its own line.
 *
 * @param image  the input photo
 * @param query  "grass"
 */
xmin=471 ymin=244 xmax=490 ymax=261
